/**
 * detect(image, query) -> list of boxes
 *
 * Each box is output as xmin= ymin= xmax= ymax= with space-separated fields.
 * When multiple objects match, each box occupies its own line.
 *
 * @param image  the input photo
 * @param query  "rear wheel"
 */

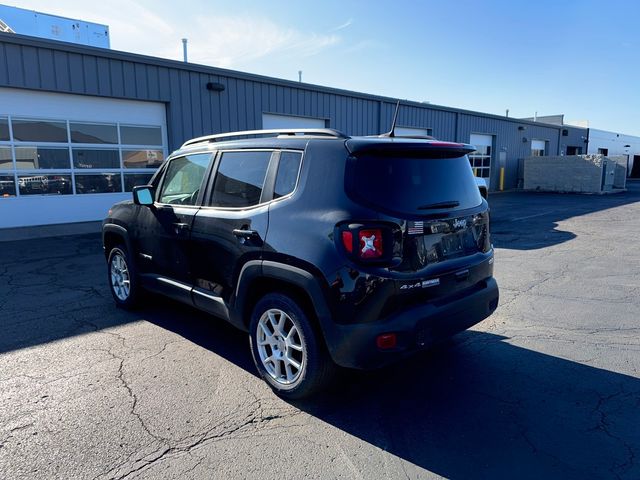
xmin=249 ymin=293 xmax=335 ymax=399
xmin=107 ymin=245 xmax=141 ymax=309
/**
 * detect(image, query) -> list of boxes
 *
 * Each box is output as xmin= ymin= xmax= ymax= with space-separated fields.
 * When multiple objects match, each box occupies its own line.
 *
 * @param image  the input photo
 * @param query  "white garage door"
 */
xmin=394 ymin=126 xmax=432 ymax=137
xmin=262 ymin=113 xmax=325 ymax=130
xmin=469 ymin=133 xmax=493 ymax=180
xmin=0 ymin=87 xmax=167 ymax=228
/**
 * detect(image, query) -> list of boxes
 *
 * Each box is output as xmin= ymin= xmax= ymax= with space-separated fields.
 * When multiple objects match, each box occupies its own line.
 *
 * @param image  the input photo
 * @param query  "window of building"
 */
xmin=468 ymin=134 xmax=493 ymax=178
xmin=0 ymin=117 xmax=9 ymax=141
xmin=12 ymin=119 xmax=68 ymax=142
xmin=531 ymin=140 xmax=546 ymax=157
xmin=72 ymin=149 xmax=120 ymax=169
xmin=17 ymin=174 xmax=72 ymax=196
xmin=566 ymin=146 xmax=582 ymax=155
xmin=0 ymin=146 xmax=12 ymax=170
xmin=0 ymin=117 xmax=166 ymax=198
xmin=598 ymin=148 xmax=609 ymax=156
xmin=120 ymin=126 xmax=163 ymax=146
xmin=209 ymin=151 xmax=272 ymax=208
xmin=0 ymin=175 xmax=16 ymax=197
xmin=124 ymin=173 xmax=154 ymax=192
xmin=274 ymin=151 xmax=302 ymax=198
xmin=70 ymin=122 xmax=118 ymax=144
xmin=75 ymin=173 xmax=123 ymax=194
xmin=158 ymin=154 xmax=211 ymax=205
xmin=122 ymin=149 xmax=164 ymax=169
xmin=15 ymin=147 xmax=71 ymax=169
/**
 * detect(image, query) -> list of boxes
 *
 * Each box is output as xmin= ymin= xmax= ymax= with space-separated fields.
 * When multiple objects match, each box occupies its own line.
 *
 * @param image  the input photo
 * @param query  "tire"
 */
xmin=249 ymin=293 xmax=335 ymax=399
xmin=107 ymin=244 xmax=141 ymax=309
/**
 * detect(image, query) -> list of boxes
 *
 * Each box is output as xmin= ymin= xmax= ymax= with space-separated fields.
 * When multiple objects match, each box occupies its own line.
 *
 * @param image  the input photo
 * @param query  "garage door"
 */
xmin=262 ymin=113 xmax=325 ymax=130
xmin=0 ymin=87 xmax=167 ymax=228
xmin=394 ymin=126 xmax=432 ymax=137
xmin=469 ymin=134 xmax=493 ymax=179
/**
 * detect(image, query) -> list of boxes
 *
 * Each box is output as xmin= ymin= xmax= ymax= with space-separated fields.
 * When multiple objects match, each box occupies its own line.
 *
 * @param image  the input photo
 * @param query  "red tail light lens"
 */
xmin=376 ymin=333 xmax=397 ymax=349
xmin=341 ymin=231 xmax=353 ymax=253
xmin=359 ymin=229 xmax=383 ymax=259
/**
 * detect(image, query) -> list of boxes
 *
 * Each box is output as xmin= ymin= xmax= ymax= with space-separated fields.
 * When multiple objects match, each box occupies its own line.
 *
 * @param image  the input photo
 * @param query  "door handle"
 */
xmin=232 ymin=229 xmax=258 ymax=238
xmin=173 ymin=222 xmax=190 ymax=235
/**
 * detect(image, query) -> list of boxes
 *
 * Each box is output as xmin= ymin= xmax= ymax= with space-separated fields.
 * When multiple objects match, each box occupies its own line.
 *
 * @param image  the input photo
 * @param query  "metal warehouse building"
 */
xmin=0 ymin=32 xmax=590 ymax=228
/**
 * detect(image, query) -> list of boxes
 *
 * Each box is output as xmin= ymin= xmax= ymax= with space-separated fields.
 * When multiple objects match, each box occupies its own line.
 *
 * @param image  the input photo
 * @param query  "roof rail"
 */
xmin=181 ymin=128 xmax=349 ymax=148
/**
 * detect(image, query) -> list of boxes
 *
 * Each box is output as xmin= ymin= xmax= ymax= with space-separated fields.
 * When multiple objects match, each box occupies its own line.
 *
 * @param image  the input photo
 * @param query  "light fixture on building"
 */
xmin=206 ymin=82 xmax=225 ymax=92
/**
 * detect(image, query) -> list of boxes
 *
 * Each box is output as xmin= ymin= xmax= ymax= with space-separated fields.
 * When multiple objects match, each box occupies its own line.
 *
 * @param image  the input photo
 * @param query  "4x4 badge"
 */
xmin=400 ymin=278 xmax=440 ymax=290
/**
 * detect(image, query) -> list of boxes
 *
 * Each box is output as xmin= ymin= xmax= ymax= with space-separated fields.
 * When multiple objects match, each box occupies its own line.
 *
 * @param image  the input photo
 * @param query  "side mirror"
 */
xmin=132 ymin=185 xmax=154 ymax=206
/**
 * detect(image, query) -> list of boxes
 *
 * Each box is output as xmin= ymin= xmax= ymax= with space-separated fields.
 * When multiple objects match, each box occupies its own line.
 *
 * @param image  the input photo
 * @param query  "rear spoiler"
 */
xmin=346 ymin=137 xmax=476 ymax=156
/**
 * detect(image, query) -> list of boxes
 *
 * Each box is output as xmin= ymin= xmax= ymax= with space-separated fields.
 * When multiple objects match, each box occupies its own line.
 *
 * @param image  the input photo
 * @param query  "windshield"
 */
xmin=350 ymin=154 xmax=483 ymax=216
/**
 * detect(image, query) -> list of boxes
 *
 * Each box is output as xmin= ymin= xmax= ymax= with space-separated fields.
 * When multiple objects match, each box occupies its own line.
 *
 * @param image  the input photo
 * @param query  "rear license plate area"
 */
xmin=442 ymin=232 xmax=464 ymax=256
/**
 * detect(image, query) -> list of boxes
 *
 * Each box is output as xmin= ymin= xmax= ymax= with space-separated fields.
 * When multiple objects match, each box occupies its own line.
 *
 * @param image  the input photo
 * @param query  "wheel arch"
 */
xmin=102 ymin=224 xmax=132 ymax=259
xmin=231 ymin=260 xmax=333 ymax=337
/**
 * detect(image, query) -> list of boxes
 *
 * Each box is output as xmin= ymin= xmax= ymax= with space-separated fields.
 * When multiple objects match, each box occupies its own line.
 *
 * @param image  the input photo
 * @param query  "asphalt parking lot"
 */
xmin=1 ymin=185 xmax=639 ymax=480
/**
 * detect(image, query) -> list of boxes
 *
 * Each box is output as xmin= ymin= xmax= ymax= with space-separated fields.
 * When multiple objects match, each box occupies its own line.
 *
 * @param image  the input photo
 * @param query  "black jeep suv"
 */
xmin=103 ymin=128 xmax=498 ymax=398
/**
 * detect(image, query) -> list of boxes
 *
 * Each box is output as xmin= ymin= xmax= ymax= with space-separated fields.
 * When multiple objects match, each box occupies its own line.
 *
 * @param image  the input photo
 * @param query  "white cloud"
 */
xmin=183 ymin=15 xmax=341 ymax=68
xmin=9 ymin=0 xmax=342 ymax=68
xmin=331 ymin=19 xmax=353 ymax=32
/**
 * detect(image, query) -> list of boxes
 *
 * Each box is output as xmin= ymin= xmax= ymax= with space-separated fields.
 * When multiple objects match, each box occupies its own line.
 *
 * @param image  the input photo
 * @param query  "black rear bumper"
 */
xmin=322 ymin=277 xmax=499 ymax=369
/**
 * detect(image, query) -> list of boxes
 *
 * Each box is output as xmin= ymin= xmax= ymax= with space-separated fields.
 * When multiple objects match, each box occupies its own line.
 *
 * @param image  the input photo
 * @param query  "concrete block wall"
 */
xmin=523 ymin=155 xmax=605 ymax=193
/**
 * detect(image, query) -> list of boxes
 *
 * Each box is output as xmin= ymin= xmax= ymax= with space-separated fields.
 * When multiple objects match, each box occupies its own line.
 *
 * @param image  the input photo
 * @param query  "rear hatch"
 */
xmin=344 ymin=138 xmax=491 ymax=276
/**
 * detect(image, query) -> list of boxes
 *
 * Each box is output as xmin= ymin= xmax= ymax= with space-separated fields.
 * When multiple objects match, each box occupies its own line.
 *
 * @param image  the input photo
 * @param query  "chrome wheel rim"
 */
xmin=110 ymin=252 xmax=131 ymax=301
xmin=256 ymin=308 xmax=306 ymax=386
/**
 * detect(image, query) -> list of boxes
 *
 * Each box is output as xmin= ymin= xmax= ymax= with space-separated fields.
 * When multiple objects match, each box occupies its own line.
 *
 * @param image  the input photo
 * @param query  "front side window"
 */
xmin=209 ymin=151 xmax=272 ymax=208
xmin=158 ymin=153 xmax=211 ymax=205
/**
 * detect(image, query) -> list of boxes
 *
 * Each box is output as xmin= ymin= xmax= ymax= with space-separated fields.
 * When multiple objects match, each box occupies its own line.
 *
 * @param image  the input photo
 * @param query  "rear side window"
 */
xmin=158 ymin=153 xmax=211 ymax=205
xmin=210 ymin=151 xmax=271 ymax=208
xmin=350 ymin=154 xmax=482 ymax=215
xmin=274 ymin=151 xmax=302 ymax=198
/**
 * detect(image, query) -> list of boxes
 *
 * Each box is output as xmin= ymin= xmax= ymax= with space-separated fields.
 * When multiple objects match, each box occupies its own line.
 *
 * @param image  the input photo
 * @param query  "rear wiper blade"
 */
xmin=417 ymin=200 xmax=460 ymax=210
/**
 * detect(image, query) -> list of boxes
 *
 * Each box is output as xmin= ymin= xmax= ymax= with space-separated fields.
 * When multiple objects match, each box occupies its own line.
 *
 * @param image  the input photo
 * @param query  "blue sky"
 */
xmin=8 ymin=0 xmax=640 ymax=134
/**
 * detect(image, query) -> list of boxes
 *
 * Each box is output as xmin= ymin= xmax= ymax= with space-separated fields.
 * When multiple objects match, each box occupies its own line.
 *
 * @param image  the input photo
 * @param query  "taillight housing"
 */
xmin=337 ymin=223 xmax=401 ymax=265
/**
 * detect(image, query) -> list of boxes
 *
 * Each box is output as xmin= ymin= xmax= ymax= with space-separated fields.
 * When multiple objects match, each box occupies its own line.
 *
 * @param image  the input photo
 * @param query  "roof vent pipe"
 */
xmin=182 ymin=38 xmax=188 ymax=63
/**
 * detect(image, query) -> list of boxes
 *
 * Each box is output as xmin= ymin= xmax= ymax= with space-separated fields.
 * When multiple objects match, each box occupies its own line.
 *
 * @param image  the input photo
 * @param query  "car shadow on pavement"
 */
xmin=295 ymin=331 xmax=639 ymax=480
xmin=489 ymin=181 xmax=640 ymax=250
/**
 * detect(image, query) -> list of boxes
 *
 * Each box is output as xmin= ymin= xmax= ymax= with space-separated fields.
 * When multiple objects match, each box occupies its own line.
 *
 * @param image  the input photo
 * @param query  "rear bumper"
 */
xmin=322 ymin=277 xmax=499 ymax=369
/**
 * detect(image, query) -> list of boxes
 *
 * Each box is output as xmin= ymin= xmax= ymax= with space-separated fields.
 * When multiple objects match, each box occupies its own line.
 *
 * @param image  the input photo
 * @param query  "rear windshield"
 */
xmin=350 ymin=154 xmax=483 ymax=215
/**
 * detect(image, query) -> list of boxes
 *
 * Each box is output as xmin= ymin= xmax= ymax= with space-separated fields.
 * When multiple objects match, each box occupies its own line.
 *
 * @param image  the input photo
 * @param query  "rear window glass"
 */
xmin=350 ymin=154 xmax=482 ymax=215
xmin=209 ymin=151 xmax=271 ymax=208
xmin=274 ymin=151 xmax=302 ymax=198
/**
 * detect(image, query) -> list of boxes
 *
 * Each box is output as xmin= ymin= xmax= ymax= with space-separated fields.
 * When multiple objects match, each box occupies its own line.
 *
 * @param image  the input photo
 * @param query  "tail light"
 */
xmin=338 ymin=223 xmax=400 ymax=264
xmin=341 ymin=231 xmax=353 ymax=253
xmin=358 ymin=229 xmax=383 ymax=259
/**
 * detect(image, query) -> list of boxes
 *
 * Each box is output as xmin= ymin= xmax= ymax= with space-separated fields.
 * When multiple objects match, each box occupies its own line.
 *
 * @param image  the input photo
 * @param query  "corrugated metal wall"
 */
xmin=0 ymin=33 xmax=588 ymax=190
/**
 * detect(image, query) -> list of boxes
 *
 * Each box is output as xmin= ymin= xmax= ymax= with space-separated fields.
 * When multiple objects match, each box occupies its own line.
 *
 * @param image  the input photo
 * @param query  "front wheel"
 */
xmin=249 ymin=293 xmax=335 ymax=399
xmin=107 ymin=245 xmax=141 ymax=309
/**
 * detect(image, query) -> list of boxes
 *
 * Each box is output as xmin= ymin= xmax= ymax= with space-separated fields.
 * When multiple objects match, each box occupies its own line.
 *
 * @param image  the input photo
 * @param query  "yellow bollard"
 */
xmin=499 ymin=167 xmax=505 ymax=191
